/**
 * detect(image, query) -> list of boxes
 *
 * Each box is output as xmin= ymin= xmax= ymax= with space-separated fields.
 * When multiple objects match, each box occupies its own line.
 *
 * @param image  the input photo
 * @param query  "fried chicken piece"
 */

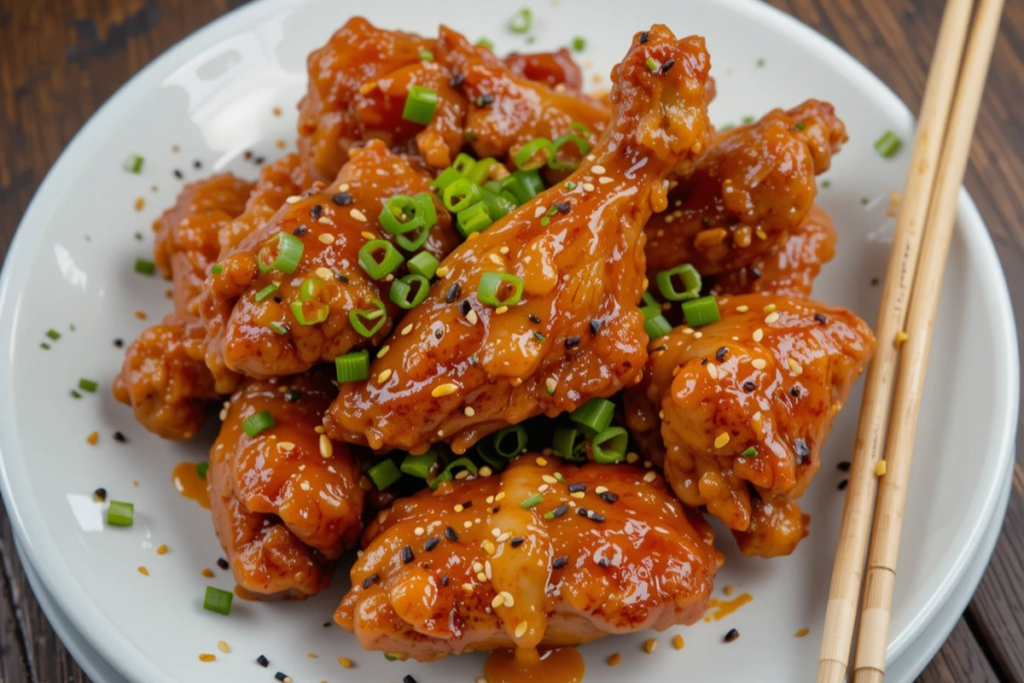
xmin=337 ymin=456 xmax=720 ymax=661
xmin=327 ymin=25 xmax=714 ymax=455
xmin=503 ymin=48 xmax=584 ymax=91
xmin=201 ymin=140 xmax=459 ymax=380
xmin=113 ymin=175 xmax=253 ymax=440
xmin=218 ymin=153 xmax=313 ymax=254
xmin=711 ymin=204 xmax=837 ymax=298
xmin=623 ymin=294 xmax=874 ymax=557
xmin=209 ymin=372 xmax=365 ymax=599
xmin=645 ymin=100 xmax=846 ymax=280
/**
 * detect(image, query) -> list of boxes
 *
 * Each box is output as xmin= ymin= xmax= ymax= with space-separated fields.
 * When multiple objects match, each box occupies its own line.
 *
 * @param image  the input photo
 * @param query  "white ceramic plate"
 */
xmin=0 ymin=1 xmax=1017 ymax=682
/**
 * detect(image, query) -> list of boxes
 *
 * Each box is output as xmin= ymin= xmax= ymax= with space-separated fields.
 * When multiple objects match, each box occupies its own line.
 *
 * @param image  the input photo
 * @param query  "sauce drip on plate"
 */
xmin=172 ymin=461 xmax=210 ymax=509
xmin=485 ymin=647 xmax=585 ymax=683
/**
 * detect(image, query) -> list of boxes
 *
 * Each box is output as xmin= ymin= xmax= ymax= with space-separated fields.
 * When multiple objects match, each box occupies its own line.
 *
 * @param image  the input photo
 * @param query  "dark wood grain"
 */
xmin=0 ymin=1 xmax=1021 ymax=682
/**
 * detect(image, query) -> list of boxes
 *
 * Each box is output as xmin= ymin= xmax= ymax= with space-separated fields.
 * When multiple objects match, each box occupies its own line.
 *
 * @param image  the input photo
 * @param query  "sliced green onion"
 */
xmin=569 ymin=398 xmax=616 ymax=437
xmin=78 ymin=378 xmax=98 ymax=393
xmin=477 ymin=272 xmax=523 ymax=307
xmin=203 ymin=586 xmax=233 ymax=615
xmin=499 ymin=170 xmax=544 ymax=204
xmin=514 ymin=137 xmax=555 ymax=170
xmin=368 ymin=459 xmax=402 ymax=490
xmin=123 ymin=154 xmax=144 ymax=174
xmin=552 ymin=427 xmax=587 ymax=461
xmin=479 ymin=188 xmax=517 ymax=220
xmin=390 ymin=274 xmax=430 ymax=309
xmin=254 ymin=282 xmax=280 ymax=302
xmin=452 ymin=153 xmax=477 ymax=176
xmin=401 ymin=449 xmax=440 ymax=479
xmin=493 ymin=426 xmax=528 ymax=458
xmin=643 ymin=308 xmax=673 ymax=339
xmin=419 ymin=50 xmax=434 ymax=61
xmin=402 ymin=84 xmax=438 ymax=125
xmin=549 ymin=133 xmax=591 ymax=170
xmin=465 ymin=158 xmax=497 ymax=186
xmin=682 ymin=296 xmax=721 ymax=328
xmin=477 ymin=444 xmax=509 ymax=472
xmin=740 ymin=446 xmax=758 ymax=459
xmin=443 ymin=178 xmax=482 ymax=213
xmin=291 ymin=276 xmax=330 ymax=325
xmin=349 ymin=299 xmax=387 ymax=338
xmin=335 ymin=350 xmax=370 ymax=383
xmin=641 ymin=291 xmax=659 ymax=308
xmin=211 ymin=264 xmax=223 ymax=275
xmin=457 ymin=201 xmax=494 ymax=237
xmin=646 ymin=57 xmax=659 ymax=72
xmin=196 ymin=462 xmax=209 ymax=479
xmin=520 ymin=492 xmax=543 ymax=509
xmin=592 ymin=426 xmax=628 ymax=464
xmin=571 ymin=36 xmax=587 ymax=52
xmin=656 ymin=264 xmax=702 ymax=301
xmin=429 ymin=457 xmax=478 ymax=489
xmin=509 ymin=7 xmax=532 ymax=33
xmin=106 ymin=500 xmax=134 ymax=527
xmin=569 ymin=121 xmax=592 ymax=138
xmin=241 ymin=410 xmax=275 ymax=437
xmin=257 ymin=232 xmax=304 ymax=275
xmin=477 ymin=37 xmax=494 ymax=49
xmin=407 ymin=252 xmax=440 ymax=279
xmin=874 ymin=130 xmax=902 ymax=158
xmin=134 ymin=259 xmax=156 ymax=275
xmin=432 ymin=166 xmax=465 ymax=191
xmin=268 ymin=321 xmax=290 ymax=335
xmin=379 ymin=195 xmax=424 ymax=235
xmin=358 ymin=239 xmax=404 ymax=280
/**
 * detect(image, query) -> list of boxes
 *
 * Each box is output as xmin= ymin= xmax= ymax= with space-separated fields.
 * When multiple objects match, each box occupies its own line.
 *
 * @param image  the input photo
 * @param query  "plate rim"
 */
xmin=0 ymin=0 xmax=1018 ymax=681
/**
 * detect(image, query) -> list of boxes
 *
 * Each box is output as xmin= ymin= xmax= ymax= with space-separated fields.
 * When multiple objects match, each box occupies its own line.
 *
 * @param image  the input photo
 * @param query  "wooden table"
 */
xmin=0 ymin=0 xmax=1021 ymax=681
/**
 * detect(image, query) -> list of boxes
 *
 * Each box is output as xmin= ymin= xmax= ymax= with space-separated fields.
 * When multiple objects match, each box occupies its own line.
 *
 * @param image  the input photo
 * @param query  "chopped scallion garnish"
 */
xmin=492 ymin=425 xmax=528 ymax=458
xmin=78 ymin=378 xmax=98 ymax=393
xmin=241 ymin=410 xmax=275 ymax=438
xmin=656 ymin=264 xmax=702 ymax=301
xmin=740 ymin=447 xmax=758 ymax=458
xmin=390 ymin=274 xmax=430 ymax=310
xmin=508 ymin=7 xmax=532 ymax=33
xmin=477 ymin=272 xmax=524 ymax=307
xmin=46 ymin=329 xmax=61 ymax=341
xmin=203 ymin=586 xmax=233 ymax=615
xmin=442 ymin=178 xmax=483 ymax=213
xmin=552 ymin=427 xmax=587 ymax=462
xmin=402 ymin=84 xmax=439 ymax=125
xmin=682 ymin=296 xmax=721 ymax=328
xmin=569 ymin=398 xmax=616 ymax=437
xmin=358 ymin=239 xmax=404 ymax=280
xmin=520 ymin=492 xmax=543 ymax=509
xmin=335 ymin=350 xmax=370 ymax=383
xmin=196 ymin=462 xmax=209 ymax=479
xmin=134 ymin=259 xmax=156 ymax=276
xmin=257 ymin=232 xmax=304 ymax=275
xmin=348 ymin=299 xmax=387 ymax=338
xmin=401 ymin=449 xmax=440 ymax=479
xmin=254 ymin=282 xmax=280 ymax=302
xmin=874 ymin=130 xmax=902 ymax=158
xmin=368 ymin=459 xmax=402 ymax=490
xmin=122 ymin=154 xmax=144 ymax=174
xmin=592 ymin=427 xmax=628 ymax=463
xmin=407 ymin=252 xmax=440 ymax=279
xmin=210 ymin=263 xmax=223 ymax=275
xmin=106 ymin=500 xmax=134 ymax=527
xmin=571 ymin=36 xmax=587 ymax=52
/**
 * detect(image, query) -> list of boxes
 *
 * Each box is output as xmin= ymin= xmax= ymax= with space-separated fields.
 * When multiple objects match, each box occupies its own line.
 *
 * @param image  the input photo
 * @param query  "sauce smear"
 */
xmin=172 ymin=461 xmax=210 ymax=509
xmin=485 ymin=647 xmax=585 ymax=683
xmin=703 ymin=592 xmax=753 ymax=622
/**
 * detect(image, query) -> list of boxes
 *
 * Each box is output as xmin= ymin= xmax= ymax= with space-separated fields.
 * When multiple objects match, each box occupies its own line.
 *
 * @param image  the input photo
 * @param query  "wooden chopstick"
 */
xmin=816 ymin=1 xmax=975 ymax=680
xmin=851 ymin=0 xmax=1006 ymax=679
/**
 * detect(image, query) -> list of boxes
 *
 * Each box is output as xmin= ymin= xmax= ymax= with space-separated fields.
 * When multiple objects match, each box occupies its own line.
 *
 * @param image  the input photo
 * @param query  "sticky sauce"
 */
xmin=172 ymin=461 xmax=210 ymax=509
xmin=702 ymin=593 xmax=753 ymax=622
xmin=485 ymin=647 xmax=585 ymax=683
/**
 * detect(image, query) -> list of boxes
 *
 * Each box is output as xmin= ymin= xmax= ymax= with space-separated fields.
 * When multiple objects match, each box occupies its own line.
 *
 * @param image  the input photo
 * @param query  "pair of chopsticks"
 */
xmin=817 ymin=0 xmax=1005 ymax=681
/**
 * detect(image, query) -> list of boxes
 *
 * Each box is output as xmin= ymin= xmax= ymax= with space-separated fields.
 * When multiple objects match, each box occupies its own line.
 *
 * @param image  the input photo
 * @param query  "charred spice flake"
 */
xmin=724 ymin=628 xmax=740 ymax=643
xmin=362 ymin=573 xmax=379 ymax=589
xmin=331 ymin=192 xmax=353 ymax=206
xmin=552 ymin=555 xmax=569 ymax=569
xmin=424 ymin=536 xmax=440 ymax=552
xmin=402 ymin=545 xmax=415 ymax=564
xmin=444 ymin=525 xmax=459 ymax=542
xmin=565 ymin=336 xmax=581 ymax=348
xmin=310 ymin=204 xmax=323 ymax=218
xmin=446 ymin=282 xmax=462 ymax=303
xmin=256 ymin=655 xmax=269 ymax=667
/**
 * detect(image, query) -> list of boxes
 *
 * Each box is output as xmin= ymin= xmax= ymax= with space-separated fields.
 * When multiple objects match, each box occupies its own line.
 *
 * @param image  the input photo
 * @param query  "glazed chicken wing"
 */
xmin=645 ymin=100 xmax=846 ymax=280
xmin=326 ymin=25 xmax=713 ymax=454
xmin=209 ymin=371 xmax=365 ymax=598
xmin=711 ymin=204 xmax=837 ymax=298
xmin=113 ymin=175 xmax=253 ymax=440
xmin=624 ymin=294 xmax=874 ymax=557
xmin=503 ymin=48 xmax=584 ymax=91
xmin=201 ymin=140 xmax=459 ymax=380
xmin=337 ymin=456 xmax=720 ymax=661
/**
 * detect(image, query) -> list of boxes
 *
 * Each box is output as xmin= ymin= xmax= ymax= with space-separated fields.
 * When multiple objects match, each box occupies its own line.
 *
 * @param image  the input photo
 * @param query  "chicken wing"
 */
xmin=209 ymin=371 xmax=365 ymax=598
xmin=337 ymin=456 xmax=720 ymax=661
xmin=645 ymin=100 xmax=846 ymax=280
xmin=327 ymin=25 xmax=714 ymax=455
xmin=624 ymin=294 xmax=874 ymax=557
xmin=711 ymin=204 xmax=837 ymax=298
xmin=503 ymin=48 xmax=584 ymax=91
xmin=200 ymin=140 xmax=459 ymax=380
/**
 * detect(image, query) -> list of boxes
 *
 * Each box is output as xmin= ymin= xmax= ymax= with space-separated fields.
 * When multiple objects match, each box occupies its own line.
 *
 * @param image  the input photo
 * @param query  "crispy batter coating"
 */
xmin=337 ymin=456 xmax=720 ymax=660
xmin=623 ymin=294 xmax=874 ymax=557
xmin=209 ymin=372 xmax=365 ymax=599
xmin=711 ymin=204 xmax=837 ymax=298
xmin=327 ymin=25 xmax=713 ymax=455
xmin=201 ymin=140 xmax=459 ymax=380
xmin=645 ymin=100 xmax=846 ymax=280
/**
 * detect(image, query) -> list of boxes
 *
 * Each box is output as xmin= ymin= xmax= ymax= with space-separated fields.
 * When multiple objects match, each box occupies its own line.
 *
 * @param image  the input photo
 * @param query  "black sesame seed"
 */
xmin=577 ymin=507 xmax=589 ymax=518
xmin=253 ymin=156 xmax=265 ymax=165
xmin=567 ymin=483 xmax=587 ymax=493
xmin=336 ymin=273 xmax=349 ymax=283
xmin=533 ymin=332 xmax=546 ymax=342
xmin=469 ymin=355 xmax=480 ymax=366
xmin=838 ymin=479 xmax=849 ymax=491
xmin=554 ymin=201 xmax=571 ymax=214
xmin=273 ymin=296 xmax=283 ymax=304
xmin=742 ymin=380 xmax=757 ymax=393
xmin=444 ymin=525 xmax=459 ymax=542
xmin=462 ymin=500 xmax=473 ymax=509
xmin=701 ymin=358 xmax=709 ymax=365
xmin=751 ymin=267 xmax=762 ymax=279
xmin=331 ymin=192 xmax=353 ymax=206
xmin=446 ymin=282 xmax=462 ymax=303
xmin=404 ymin=675 xmax=419 ymax=683
xmin=460 ymin=299 xmax=471 ymax=316
xmin=590 ymin=511 xmax=606 ymax=523
xmin=599 ymin=491 xmax=619 ymax=504
xmin=323 ymin=621 xmax=332 ymax=628
xmin=292 ymin=225 xmax=309 ymax=236
xmin=402 ymin=545 xmax=415 ymax=564
xmin=244 ymin=151 xmax=253 ymax=160
xmin=659 ymin=58 xmax=676 ymax=74
xmin=257 ymin=654 xmax=269 ymax=667
xmin=814 ymin=313 xmax=828 ymax=325
xmin=450 ymin=73 xmax=465 ymax=88
xmin=173 ymin=169 xmax=183 ymax=179
xmin=639 ymin=32 xmax=649 ymax=43
xmin=424 ymin=536 xmax=440 ymax=552
xmin=547 ymin=503 xmax=569 ymax=519
xmin=565 ymin=336 xmax=581 ymax=348
xmin=362 ymin=573 xmax=379 ymax=589
xmin=724 ymin=628 xmax=740 ymax=643
xmin=475 ymin=93 xmax=495 ymax=107
xmin=590 ymin=319 xmax=602 ymax=335
xmin=794 ymin=438 xmax=810 ymax=465
xmin=113 ymin=431 xmax=127 ymax=443
xmin=837 ymin=461 xmax=851 ymax=472
xmin=598 ymin=557 xmax=610 ymax=568
xmin=510 ymin=536 xmax=525 ymax=548
xmin=284 ymin=390 xmax=302 ymax=402
xmin=528 ymin=314 xmax=542 ymax=324
xmin=441 ymin=574 xmax=450 ymax=586
xmin=113 ymin=338 xmax=124 ymax=348
xmin=274 ymin=673 xmax=288 ymax=681
xmin=93 ymin=487 xmax=107 ymax=502
xmin=552 ymin=555 xmax=569 ymax=569
xmin=716 ymin=347 xmax=729 ymax=362
xmin=217 ymin=558 xmax=229 ymax=570
xmin=193 ymin=160 xmax=202 ymax=169
xmin=435 ymin=328 xmax=443 ymax=339
xmin=790 ymin=385 xmax=802 ymax=398
xmin=310 ymin=204 xmax=323 ymax=218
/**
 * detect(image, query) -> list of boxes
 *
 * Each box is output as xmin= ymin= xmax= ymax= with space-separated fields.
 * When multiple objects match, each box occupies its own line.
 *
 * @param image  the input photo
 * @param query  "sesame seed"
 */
xmin=673 ymin=634 xmax=685 ymax=649
xmin=276 ymin=441 xmax=296 ymax=452
xmin=377 ymin=345 xmax=390 ymax=358
xmin=707 ymin=363 xmax=719 ymax=380
xmin=445 ymin=526 xmax=459 ymax=541
xmin=462 ymin=583 xmax=474 ymax=594
xmin=337 ymin=656 xmax=354 ymax=668
xmin=788 ymin=359 xmax=803 ymax=375
xmin=466 ymin=309 xmax=479 ymax=325
xmin=714 ymin=432 xmax=730 ymax=448
xmin=736 ymin=305 xmax=749 ymax=313
xmin=424 ymin=536 xmax=440 ymax=551
xmin=464 ymin=520 xmax=474 ymax=529
xmin=511 ymin=536 xmax=525 ymax=547
xmin=483 ymin=540 xmax=496 ymax=555
xmin=319 ymin=434 xmax=333 ymax=459
xmin=752 ymin=358 xmax=767 ymax=370
xmin=361 ymin=574 xmax=379 ymax=589
xmin=432 ymin=382 xmax=459 ymax=398
xmin=795 ymin=628 xmax=810 ymax=638
xmin=377 ymin=369 xmax=392 ymax=384
xmin=765 ymin=312 xmax=781 ymax=324
xmin=541 ymin=474 xmax=558 ymax=484
xmin=217 ymin=640 xmax=230 ymax=653
xmin=317 ymin=216 xmax=333 ymax=225
xmin=350 ymin=208 xmax=367 ymax=222
xmin=592 ymin=164 xmax=607 ymax=174
xmin=599 ymin=176 xmax=614 ymax=184
xmin=285 ymin=195 xmax=301 ymax=204
xmin=488 ymin=253 xmax=503 ymax=265
xmin=360 ymin=231 xmax=375 ymax=240
xmin=299 ymin=480 xmax=311 ymax=491
xmin=479 ymin=466 xmax=493 ymax=477
xmin=401 ymin=546 xmax=415 ymax=564
xmin=643 ymin=471 xmax=658 ymax=483
xmin=515 ymin=621 xmax=528 ymax=638
xmin=436 ymin=265 xmax=450 ymax=278
xmin=492 ymin=594 xmax=506 ymax=608
xmin=814 ymin=313 xmax=829 ymax=325
xmin=876 ymin=460 xmax=887 ymax=476
xmin=582 ymin=182 xmax=595 ymax=192
xmin=199 ymin=653 xmax=216 ymax=662
xmin=535 ymin=456 xmax=548 ymax=466
xmin=318 ymin=234 xmax=334 ymax=245
xmin=644 ymin=638 xmax=658 ymax=654
xmin=414 ymin=526 xmax=425 ymax=536
xmin=315 ymin=267 xmax=334 ymax=280
xmin=401 ymin=324 xmax=413 ymax=335
xmin=454 ymin=504 xmax=465 ymax=513
xmin=724 ymin=628 xmax=740 ymax=643
xmin=626 ymin=452 xmax=639 ymax=464
xmin=763 ymin=304 xmax=777 ymax=313
xmin=753 ymin=328 xmax=764 ymax=342
xmin=495 ymin=305 xmax=509 ymax=315
xmin=257 ymin=654 xmax=270 ymax=667
xmin=607 ymin=653 xmax=622 ymax=666
xmin=545 ymin=377 xmax=557 ymax=394
xmin=464 ymin=406 xmax=476 ymax=417
xmin=497 ymin=532 xmax=511 ymax=543
xmin=895 ymin=330 xmax=908 ymax=346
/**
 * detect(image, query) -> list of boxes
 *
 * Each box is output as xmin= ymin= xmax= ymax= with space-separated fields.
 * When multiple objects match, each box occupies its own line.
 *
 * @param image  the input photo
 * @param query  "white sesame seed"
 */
xmin=626 ymin=452 xmax=639 ymax=464
xmin=500 ymin=246 xmax=510 ymax=255
xmin=545 ymin=377 xmax=557 ymax=393
xmin=467 ymin=309 xmax=479 ymax=325
xmin=788 ymin=358 xmax=803 ymax=375
xmin=377 ymin=369 xmax=392 ymax=384
xmin=538 ymin=484 xmax=549 ymax=493
xmin=414 ymin=526 xmax=425 ymax=536
xmin=483 ymin=540 xmax=496 ymax=555
xmin=495 ymin=492 xmax=506 ymax=501
xmin=300 ymin=480 xmax=311 ymax=491
xmin=401 ymin=324 xmax=413 ymax=335
xmin=595 ymin=486 xmax=609 ymax=494
xmin=319 ymin=434 xmax=333 ymax=459
xmin=479 ymin=466 xmax=493 ymax=477
xmin=462 ymin=583 xmax=474 ymax=593
xmin=464 ymin=520 xmax=474 ymax=529
xmin=377 ymin=345 xmax=390 ymax=358
xmin=763 ymin=304 xmax=777 ymax=313
xmin=542 ymin=474 xmax=558 ymax=484
xmin=436 ymin=265 xmax=450 ymax=278
xmin=736 ymin=305 xmax=749 ymax=313
xmin=535 ymin=206 xmax=547 ymax=218
xmin=455 ymin=504 xmax=465 ymax=513
xmin=432 ymin=383 xmax=459 ymax=398
xmin=643 ymin=471 xmax=657 ymax=483
xmin=752 ymin=358 xmax=767 ymax=370
xmin=464 ymin=406 xmax=476 ymax=417
xmin=492 ymin=594 xmax=506 ymax=608
xmin=497 ymin=532 xmax=511 ymax=543
xmin=217 ymin=640 xmax=230 ymax=653
xmin=318 ymin=234 xmax=335 ymax=245
xmin=592 ymin=164 xmax=607 ymax=174
xmin=285 ymin=195 xmax=301 ymax=204
xmin=501 ymin=591 xmax=515 ymax=607
xmin=515 ymin=621 xmax=528 ymax=638
xmin=350 ymin=208 xmax=367 ymax=222
xmin=317 ymin=216 xmax=332 ymax=225
xmin=753 ymin=328 xmax=764 ymax=342
xmin=765 ymin=312 xmax=781 ymax=324
xmin=707 ymin=364 xmax=719 ymax=380
xmin=489 ymin=254 xmax=503 ymax=265
xmin=570 ymin=491 xmax=585 ymax=499
xmin=714 ymin=432 xmax=730 ymax=448
xmin=495 ymin=305 xmax=509 ymax=315
xmin=276 ymin=441 xmax=295 ymax=452
xmin=360 ymin=231 xmax=375 ymax=240
xmin=315 ymin=267 xmax=334 ymax=280
xmin=599 ymin=176 xmax=614 ymax=184
xmin=582 ymin=182 xmax=595 ymax=192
